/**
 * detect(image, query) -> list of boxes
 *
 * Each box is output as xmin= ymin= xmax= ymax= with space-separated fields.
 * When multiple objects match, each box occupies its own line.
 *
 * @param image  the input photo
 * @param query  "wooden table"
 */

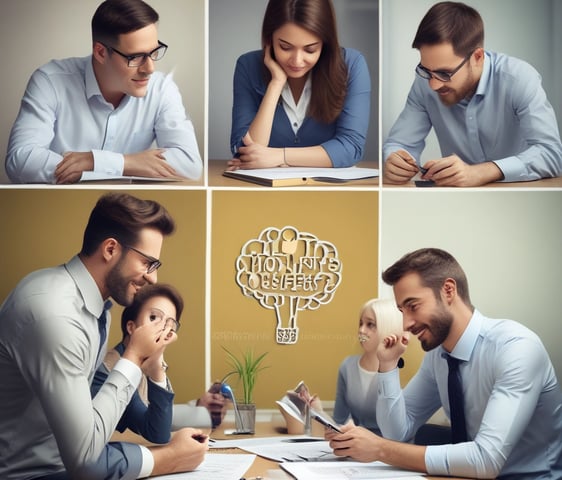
xmin=383 ymin=175 xmax=562 ymax=188
xmin=112 ymin=416 xmax=475 ymax=479
xmin=208 ymin=159 xmax=380 ymax=187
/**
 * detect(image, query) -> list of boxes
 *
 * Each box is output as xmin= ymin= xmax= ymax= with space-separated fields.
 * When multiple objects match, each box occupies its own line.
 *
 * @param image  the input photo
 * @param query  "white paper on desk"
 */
xmin=239 ymin=439 xmax=337 ymax=462
xmin=79 ymin=172 xmax=183 ymax=182
xmin=227 ymin=167 xmax=379 ymax=181
xmin=209 ymin=435 xmax=323 ymax=450
xmin=280 ymin=460 xmax=426 ymax=479
xmin=148 ymin=453 xmax=255 ymax=479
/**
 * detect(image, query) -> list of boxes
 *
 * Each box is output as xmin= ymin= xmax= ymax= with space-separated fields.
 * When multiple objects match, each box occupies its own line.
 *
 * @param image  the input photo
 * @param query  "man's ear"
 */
xmin=442 ymin=278 xmax=457 ymax=303
xmin=472 ymin=47 xmax=485 ymax=67
xmin=101 ymin=238 xmax=120 ymax=263
xmin=93 ymin=41 xmax=108 ymax=64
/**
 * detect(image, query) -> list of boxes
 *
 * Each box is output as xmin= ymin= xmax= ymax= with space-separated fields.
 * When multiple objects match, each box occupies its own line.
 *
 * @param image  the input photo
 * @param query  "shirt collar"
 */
xmin=64 ymin=255 xmax=105 ymax=318
xmin=474 ymin=51 xmax=491 ymax=98
xmin=85 ymin=56 xmax=103 ymax=100
xmin=446 ymin=309 xmax=483 ymax=362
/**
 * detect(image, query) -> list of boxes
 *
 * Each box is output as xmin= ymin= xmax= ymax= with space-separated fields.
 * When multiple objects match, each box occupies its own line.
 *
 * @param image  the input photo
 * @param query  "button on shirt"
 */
xmin=0 ymin=256 xmax=149 ymax=479
xmin=281 ymin=76 xmax=311 ymax=135
xmin=6 ymin=56 xmax=202 ymax=183
xmin=376 ymin=310 xmax=562 ymax=479
xmin=383 ymin=51 xmax=562 ymax=182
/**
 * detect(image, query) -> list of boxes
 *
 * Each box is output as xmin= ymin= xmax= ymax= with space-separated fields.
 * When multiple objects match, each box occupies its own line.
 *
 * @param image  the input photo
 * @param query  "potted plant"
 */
xmin=222 ymin=346 xmax=269 ymax=433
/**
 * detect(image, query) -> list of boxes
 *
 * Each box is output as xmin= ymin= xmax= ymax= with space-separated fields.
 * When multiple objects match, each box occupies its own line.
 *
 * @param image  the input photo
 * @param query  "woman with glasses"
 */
xmin=227 ymin=0 xmax=371 ymax=171
xmin=6 ymin=0 xmax=202 ymax=183
xmin=382 ymin=1 xmax=562 ymax=187
xmin=91 ymin=283 xmax=227 ymax=444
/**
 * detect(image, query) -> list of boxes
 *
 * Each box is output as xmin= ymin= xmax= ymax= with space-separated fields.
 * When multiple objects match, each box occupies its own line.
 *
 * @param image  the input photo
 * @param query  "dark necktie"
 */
xmin=445 ymin=354 xmax=468 ymax=443
xmin=96 ymin=300 xmax=112 ymax=366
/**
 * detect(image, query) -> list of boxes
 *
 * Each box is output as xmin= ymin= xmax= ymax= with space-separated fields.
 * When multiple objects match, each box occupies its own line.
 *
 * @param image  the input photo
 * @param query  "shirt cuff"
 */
xmin=137 ymin=445 xmax=155 ymax=479
xmin=92 ymin=149 xmax=125 ymax=176
xmin=113 ymin=357 xmax=143 ymax=389
xmin=377 ymin=368 xmax=402 ymax=397
xmin=425 ymin=445 xmax=449 ymax=475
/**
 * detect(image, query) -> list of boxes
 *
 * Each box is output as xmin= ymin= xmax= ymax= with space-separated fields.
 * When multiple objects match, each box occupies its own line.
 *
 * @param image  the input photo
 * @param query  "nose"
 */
xmin=139 ymin=56 xmax=155 ymax=75
xmin=401 ymin=311 xmax=414 ymax=332
xmin=144 ymin=270 xmax=158 ymax=285
xmin=428 ymin=76 xmax=445 ymax=91
xmin=291 ymin=50 xmax=304 ymax=66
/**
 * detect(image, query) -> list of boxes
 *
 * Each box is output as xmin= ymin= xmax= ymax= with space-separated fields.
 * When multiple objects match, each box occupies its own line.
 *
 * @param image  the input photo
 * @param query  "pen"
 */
xmin=192 ymin=434 xmax=210 ymax=443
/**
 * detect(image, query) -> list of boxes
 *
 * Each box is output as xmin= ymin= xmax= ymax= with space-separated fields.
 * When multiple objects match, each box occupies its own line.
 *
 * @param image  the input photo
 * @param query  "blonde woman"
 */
xmin=331 ymin=298 xmax=406 ymax=434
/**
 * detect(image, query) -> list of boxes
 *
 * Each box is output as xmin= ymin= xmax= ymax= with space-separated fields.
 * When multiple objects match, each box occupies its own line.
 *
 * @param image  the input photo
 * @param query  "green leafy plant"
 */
xmin=222 ymin=346 xmax=269 ymax=404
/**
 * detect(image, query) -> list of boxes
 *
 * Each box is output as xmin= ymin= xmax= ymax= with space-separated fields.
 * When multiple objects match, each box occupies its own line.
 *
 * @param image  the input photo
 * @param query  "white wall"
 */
xmin=0 ymin=0 xmax=205 ymax=184
xmin=382 ymin=0 xmax=562 ymax=163
xmin=208 ymin=0 xmax=379 ymax=161
xmin=380 ymin=190 xmax=562 ymax=380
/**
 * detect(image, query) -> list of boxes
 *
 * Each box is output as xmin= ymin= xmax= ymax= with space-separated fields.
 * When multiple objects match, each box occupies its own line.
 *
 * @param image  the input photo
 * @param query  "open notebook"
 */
xmin=223 ymin=166 xmax=379 ymax=187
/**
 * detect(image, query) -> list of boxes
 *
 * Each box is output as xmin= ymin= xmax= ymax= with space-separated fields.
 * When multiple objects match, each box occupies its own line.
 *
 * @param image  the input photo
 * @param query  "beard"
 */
xmin=436 ymin=67 xmax=478 ymax=106
xmin=106 ymin=257 xmax=137 ymax=307
xmin=420 ymin=303 xmax=453 ymax=352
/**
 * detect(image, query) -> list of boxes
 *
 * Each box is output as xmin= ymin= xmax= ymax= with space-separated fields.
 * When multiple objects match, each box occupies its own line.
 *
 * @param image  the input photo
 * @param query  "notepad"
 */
xmin=223 ymin=167 xmax=379 ymax=187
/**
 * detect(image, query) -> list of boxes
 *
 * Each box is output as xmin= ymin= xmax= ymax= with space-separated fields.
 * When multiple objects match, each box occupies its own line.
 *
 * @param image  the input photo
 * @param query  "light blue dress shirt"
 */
xmin=376 ymin=310 xmax=562 ymax=479
xmin=6 ymin=56 xmax=202 ymax=183
xmin=231 ymin=48 xmax=371 ymax=167
xmin=0 ymin=256 xmax=148 ymax=480
xmin=383 ymin=51 xmax=562 ymax=182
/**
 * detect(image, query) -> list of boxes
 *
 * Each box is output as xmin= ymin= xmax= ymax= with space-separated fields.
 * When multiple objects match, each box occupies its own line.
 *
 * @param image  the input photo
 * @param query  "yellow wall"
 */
xmin=0 ymin=189 xmax=207 ymax=403
xmin=210 ymin=190 xmax=381 ymax=407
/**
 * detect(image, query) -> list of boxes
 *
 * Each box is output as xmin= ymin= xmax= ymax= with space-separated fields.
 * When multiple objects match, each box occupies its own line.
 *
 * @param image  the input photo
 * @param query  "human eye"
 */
xmin=149 ymin=310 xmax=163 ymax=322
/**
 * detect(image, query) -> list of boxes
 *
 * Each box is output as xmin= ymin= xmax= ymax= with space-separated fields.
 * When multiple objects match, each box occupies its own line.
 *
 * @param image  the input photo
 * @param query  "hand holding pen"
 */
xmin=383 ymin=149 xmax=420 ymax=184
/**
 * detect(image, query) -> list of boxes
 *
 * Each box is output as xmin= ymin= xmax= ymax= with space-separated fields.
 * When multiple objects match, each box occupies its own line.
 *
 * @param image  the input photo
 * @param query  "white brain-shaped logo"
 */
xmin=236 ymin=226 xmax=342 ymax=344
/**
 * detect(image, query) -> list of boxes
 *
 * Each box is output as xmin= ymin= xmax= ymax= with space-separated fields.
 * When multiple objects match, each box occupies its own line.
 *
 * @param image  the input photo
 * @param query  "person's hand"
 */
xmin=227 ymin=132 xmax=284 ymax=169
xmin=383 ymin=150 xmax=419 ymax=184
xmin=263 ymin=44 xmax=287 ymax=86
xmin=197 ymin=391 xmax=227 ymax=417
xmin=377 ymin=332 xmax=410 ymax=372
xmin=124 ymin=149 xmax=180 ymax=178
xmin=328 ymin=424 xmax=380 ymax=463
xmin=150 ymin=427 xmax=208 ymax=475
xmin=422 ymin=154 xmax=503 ymax=187
xmin=55 ymin=151 xmax=95 ymax=184
xmin=122 ymin=318 xmax=175 ymax=368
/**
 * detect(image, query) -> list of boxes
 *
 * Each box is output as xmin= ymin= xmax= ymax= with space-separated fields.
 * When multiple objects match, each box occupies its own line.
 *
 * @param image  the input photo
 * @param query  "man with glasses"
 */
xmin=6 ymin=0 xmax=202 ymax=183
xmin=0 ymin=193 xmax=209 ymax=479
xmin=92 ymin=283 xmax=228 ymax=442
xmin=382 ymin=1 xmax=562 ymax=186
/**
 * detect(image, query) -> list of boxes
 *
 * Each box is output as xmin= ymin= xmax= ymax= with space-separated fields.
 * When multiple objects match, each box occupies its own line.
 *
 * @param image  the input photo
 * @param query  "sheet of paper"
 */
xmin=226 ymin=166 xmax=379 ymax=181
xmin=280 ymin=460 xmax=426 ymax=479
xmin=79 ymin=172 xmax=183 ymax=182
xmin=209 ymin=435 xmax=323 ymax=450
xmin=237 ymin=439 xmax=336 ymax=462
xmin=149 ymin=453 xmax=255 ymax=479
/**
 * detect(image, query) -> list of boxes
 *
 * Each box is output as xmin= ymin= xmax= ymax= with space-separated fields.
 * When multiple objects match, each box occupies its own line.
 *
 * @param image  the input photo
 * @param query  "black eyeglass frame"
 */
xmin=415 ymin=51 xmax=474 ymax=83
xmin=103 ymin=40 xmax=168 ymax=67
xmin=123 ymin=244 xmax=162 ymax=274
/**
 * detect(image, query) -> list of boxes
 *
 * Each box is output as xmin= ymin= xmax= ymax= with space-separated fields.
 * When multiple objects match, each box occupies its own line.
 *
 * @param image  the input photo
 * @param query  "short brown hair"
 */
xmin=261 ymin=0 xmax=348 ymax=123
xmin=92 ymin=0 xmax=159 ymax=46
xmin=382 ymin=248 xmax=472 ymax=308
xmin=412 ymin=1 xmax=484 ymax=57
xmin=80 ymin=192 xmax=175 ymax=256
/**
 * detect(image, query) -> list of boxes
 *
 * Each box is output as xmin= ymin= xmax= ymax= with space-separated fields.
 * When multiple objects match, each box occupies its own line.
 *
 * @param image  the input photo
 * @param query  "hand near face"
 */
xmin=328 ymin=423 xmax=380 ymax=463
xmin=383 ymin=150 xmax=419 ymax=184
xmin=123 ymin=318 xmax=176 ymax=367
xmin=264 ymin=44 xmax=287 ymax=85
xmin=377 ymin=332 xmax=410 ymax=372
xmin=123 ymin=149 xmax=179 ymax=178
xmin=55 ymin=151 xmax=95 ymax=184
xmin=422 ymin=154 xmax=503 ymax=187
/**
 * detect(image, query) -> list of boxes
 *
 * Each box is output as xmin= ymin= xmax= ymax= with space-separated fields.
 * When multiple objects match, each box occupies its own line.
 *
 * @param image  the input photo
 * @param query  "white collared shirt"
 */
xmin=280 ymin=76 xmax=312 ymax=134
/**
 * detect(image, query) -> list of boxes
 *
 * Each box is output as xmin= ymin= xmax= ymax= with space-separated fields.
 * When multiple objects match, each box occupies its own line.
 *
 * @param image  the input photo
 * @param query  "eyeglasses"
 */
xmin=415 ymin=51 xmax=473 ymax=82
xmin=148 ymin=307 xmax=180 ymax=333
xmin=103 ymin=40 xmax=168 ymax=67
xmin=123 ymin=244 xmax=162 ymax=274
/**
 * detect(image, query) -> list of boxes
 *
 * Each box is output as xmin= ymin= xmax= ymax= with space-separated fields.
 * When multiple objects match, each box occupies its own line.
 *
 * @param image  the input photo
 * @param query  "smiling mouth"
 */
xmin=358 ymin=335 xmax=369 ymax=343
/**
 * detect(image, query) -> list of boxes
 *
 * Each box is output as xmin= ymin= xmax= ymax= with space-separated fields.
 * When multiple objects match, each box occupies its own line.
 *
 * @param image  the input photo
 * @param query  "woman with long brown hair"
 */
xmin=228 ymin=0 xmax=371 ymax=170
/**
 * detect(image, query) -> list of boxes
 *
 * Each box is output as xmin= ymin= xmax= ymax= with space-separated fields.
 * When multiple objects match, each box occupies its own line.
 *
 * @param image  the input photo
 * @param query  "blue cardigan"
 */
xmin=230 ymin=48 xmax=371 ymax=167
